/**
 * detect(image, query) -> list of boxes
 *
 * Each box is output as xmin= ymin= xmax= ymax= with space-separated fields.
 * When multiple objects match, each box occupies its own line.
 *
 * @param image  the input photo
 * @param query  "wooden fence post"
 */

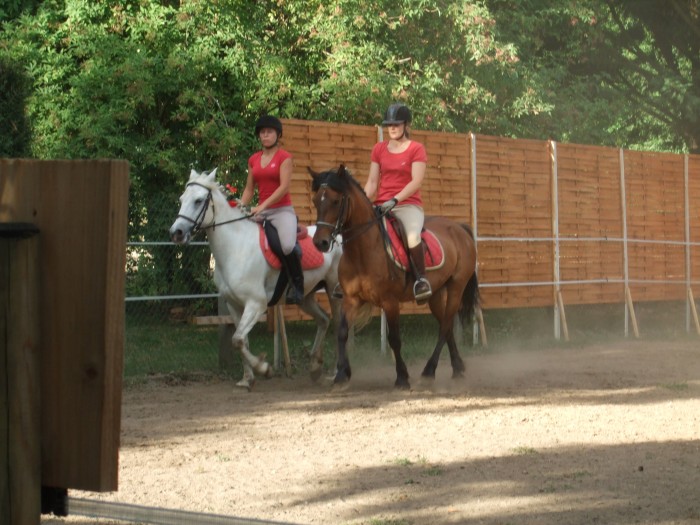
xmin=1 ymin=223 xmax=41 ymax=525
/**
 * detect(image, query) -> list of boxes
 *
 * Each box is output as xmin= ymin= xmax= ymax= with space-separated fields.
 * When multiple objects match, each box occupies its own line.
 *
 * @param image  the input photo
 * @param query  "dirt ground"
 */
xmin=43 ymin=338 xmax=700 ymax=525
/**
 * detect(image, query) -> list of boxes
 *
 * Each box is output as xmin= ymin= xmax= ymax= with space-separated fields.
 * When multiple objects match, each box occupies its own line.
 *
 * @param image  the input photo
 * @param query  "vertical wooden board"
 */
xmin=99 ymin=161 xmax=129 ymax=489
xmin=9 ymin=236 xmax=41 ymax=524
xmin=38 ymin=160 xmax=128 ymax=491
xmin=0 ymin=159 xmax=128 ymax=492
xmin=1 ymin=233 xmax=41 ymax=525
xmin=1 ymin=241 xmax=10 ymax=522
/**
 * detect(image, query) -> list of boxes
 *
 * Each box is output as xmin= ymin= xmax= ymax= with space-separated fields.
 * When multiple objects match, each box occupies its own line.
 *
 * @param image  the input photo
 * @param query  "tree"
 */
xmin=597 ymin=0 xmax=700 ymax=152
xmin=488 ymin=0 xmax=699 ymax=152
xmin=0 ymin=56 xmax=31 ymax=156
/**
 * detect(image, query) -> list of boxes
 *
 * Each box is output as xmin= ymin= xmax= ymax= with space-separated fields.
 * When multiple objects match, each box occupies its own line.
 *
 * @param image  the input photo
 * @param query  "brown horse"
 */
xmin=309 ymin=164 xmax=480 ymax=389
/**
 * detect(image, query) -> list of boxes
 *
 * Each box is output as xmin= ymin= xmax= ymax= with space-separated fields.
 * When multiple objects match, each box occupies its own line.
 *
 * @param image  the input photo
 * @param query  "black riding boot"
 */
xmin=282 ymin=247 xmax=305 ymax=305
xmin=409 ymin=244 xmax=432 ymax=305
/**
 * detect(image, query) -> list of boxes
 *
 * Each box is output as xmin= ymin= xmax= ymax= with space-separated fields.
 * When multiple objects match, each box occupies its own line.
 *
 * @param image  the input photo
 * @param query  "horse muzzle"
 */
xmin=313 ymin=235 xmax=331 ymax=253
xmin=169 ymin=226 xmax=191 ymax=245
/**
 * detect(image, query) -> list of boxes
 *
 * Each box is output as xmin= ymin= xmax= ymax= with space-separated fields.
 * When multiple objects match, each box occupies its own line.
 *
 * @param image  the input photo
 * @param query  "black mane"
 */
xmin=311 ymin=165 xmax=365 ymax=196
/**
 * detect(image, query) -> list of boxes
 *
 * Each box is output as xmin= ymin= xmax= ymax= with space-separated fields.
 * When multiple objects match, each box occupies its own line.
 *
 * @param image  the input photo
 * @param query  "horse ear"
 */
xmin=189 ymin=169 xmax=198 ymax=181
xmin=208 ymin=167 xmax=218 ymax=180
xmin=307 ymin=166 xmax=319 ymax=181
xmin=338 ymin=164 xmax=347 ymax=177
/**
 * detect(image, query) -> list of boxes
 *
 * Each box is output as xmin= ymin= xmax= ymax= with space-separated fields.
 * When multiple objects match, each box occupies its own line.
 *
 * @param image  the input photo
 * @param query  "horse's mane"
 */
xmin=190 ymin=169 xmax=229 ymax=199
xmin=312 ymin=166 xmax=370 ymax=204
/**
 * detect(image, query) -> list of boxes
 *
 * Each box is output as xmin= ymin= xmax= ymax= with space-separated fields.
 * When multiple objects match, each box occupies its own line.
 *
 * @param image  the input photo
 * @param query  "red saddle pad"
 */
xmin=384 ymin=217 xmax=445 ymax=271
xmin=259 ymin=225 xmax=325 ymax=270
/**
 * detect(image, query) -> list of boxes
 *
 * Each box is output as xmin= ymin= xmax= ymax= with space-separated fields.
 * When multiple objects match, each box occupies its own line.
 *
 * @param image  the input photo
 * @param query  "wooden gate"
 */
xmin=0 ymin=159 xmax=129 ymax=524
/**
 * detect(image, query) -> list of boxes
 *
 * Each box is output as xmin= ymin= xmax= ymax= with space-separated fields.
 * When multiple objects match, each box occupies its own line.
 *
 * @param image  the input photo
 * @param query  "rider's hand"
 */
xmin=380 ymin=198 xmax=398 ymax=213
xmin=236 ymin=199 xmax=252 ymax=215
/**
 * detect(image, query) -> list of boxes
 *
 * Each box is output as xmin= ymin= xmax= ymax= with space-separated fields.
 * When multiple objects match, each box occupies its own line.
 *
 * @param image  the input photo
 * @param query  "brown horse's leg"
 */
xmin=421 ymin=335 xmax=447 ymax=379
xmin=422 ymin=288 xmax=464 ymax=379
xmin=333 ymin=313 xmax=352 ymax=384
xmin=384 ymin=306 xmax=410 ymax=389
xmin=445 ymin=329 xmax=466 ymax=378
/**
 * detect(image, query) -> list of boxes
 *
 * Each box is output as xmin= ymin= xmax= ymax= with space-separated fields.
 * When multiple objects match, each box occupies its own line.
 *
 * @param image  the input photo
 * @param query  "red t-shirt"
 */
xmin=248 ymin=149 xmax=293 ymax=208
xmin=370 ymin=140 xmax=428 ymax=206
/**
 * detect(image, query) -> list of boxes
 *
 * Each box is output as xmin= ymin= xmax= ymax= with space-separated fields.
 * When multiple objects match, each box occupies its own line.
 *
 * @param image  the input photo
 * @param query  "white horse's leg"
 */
xmin=298 ymin=293 xmax=330 ymax=382
xmin=231 ymin=302 xmax=271 ymax=390
xmin=222 ymin=300 xmax=255 ymax=388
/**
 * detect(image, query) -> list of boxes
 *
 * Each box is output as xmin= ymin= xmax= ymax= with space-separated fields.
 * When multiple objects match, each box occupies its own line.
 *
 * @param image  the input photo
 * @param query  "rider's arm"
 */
xmin=393 ymin=161 xmax=426 ymax=203
xmin=364 ymin=161 xmax=380 ymax=201
xmin=240 ymin=167 xmax=255 ymax=206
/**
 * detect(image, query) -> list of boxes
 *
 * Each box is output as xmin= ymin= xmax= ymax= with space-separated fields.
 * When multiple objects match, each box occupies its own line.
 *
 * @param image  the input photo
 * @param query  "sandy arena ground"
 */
xmin=43 ymin=338 xmax=700 ymax=525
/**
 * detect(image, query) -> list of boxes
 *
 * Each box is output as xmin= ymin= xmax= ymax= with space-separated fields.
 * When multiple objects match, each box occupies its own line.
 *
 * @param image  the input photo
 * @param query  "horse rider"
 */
xmin=364 ymin=103 xmax=432 ymax=304
xmin=240 ymin=115 xmax=304 ymax=304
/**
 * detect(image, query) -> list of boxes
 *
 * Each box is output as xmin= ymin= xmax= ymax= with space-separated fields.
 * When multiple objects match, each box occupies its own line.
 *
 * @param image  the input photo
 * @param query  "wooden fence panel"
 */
xmin=278 ymin=119 xmax=700 ymax=321
xmin=624 ymin=150 xmax=687 ymax=301
xmin=690 ymin=156 xmax=700 ymax=292
xmin=475 ymin=135 xmax=553 ymax=308
xmin=0 ymin=159 xmax=129 ymax=492
xmin=557 ymin=143 xmax=625 ymax=305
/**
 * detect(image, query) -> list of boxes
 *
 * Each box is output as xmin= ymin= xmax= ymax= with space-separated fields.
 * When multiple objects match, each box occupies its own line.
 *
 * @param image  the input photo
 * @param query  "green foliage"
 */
xmin=0 ymin=55 xmax=31 ymax=156
xmin=2 ymin=0 xmax=699 ymax=297
xmin=487 ymin=0 xmax=699 ymax=152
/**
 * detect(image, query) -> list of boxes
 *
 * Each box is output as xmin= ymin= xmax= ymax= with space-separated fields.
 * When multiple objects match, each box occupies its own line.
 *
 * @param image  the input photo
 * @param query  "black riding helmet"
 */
xmin=255 ymin=115 xmax=283 ymax=138
xmin=382 ymin=103 xmax=412 ymax=126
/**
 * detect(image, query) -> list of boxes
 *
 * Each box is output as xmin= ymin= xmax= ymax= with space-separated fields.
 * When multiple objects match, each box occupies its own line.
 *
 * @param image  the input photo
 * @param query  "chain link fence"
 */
xmin=125 ymin=191 xmax=227 ymax=380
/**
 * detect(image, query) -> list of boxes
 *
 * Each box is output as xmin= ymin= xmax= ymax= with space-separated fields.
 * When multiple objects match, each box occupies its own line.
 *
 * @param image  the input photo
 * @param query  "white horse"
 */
xmin=169 ymin=168 xmax=343 ymax=390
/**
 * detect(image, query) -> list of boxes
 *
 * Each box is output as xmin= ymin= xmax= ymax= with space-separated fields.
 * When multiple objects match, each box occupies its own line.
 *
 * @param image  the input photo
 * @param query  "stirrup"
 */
xmin=413 ymin=278 xmax=432 ymax=305
xmin=331 ymin=283 xmax=344 ymax=299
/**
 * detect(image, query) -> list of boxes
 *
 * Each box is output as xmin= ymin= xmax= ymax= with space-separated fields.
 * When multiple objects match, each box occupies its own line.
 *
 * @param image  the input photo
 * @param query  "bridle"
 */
xmin=315 ymin=183 xmax=387 ymax=247
xmin=176 ymin=181 xmax=251 ymax=235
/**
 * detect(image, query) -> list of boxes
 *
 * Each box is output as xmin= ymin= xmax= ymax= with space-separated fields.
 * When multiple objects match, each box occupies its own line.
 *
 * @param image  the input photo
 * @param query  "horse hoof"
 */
xmin=255 ymin=354 xmax=272 ymax=378
xmin=259 ymin=362 xmax=273 ymax=379
xmin=418 ymin=374 xmax=435 ymax=388
xmin=452 ymin=370 xmax=465 ymax=379
xmin=331 ymin=380 xmax=351 ymax=392
xmin=236 ymin=378 xmax=256 ymax=391
xmin=394 ymin=379 xmax=411 ymax=390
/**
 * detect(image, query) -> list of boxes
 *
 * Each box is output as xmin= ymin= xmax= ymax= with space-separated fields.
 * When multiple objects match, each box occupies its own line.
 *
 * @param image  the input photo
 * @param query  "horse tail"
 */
xmin=458 ymin=223 xmax=480 ymax=327
xmin=460 ymin=271 xmax=480 ymax=327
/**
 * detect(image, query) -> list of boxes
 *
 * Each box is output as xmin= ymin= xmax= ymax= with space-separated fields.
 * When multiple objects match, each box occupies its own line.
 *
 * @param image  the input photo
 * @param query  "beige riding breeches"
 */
xmin=392 ymin=204 xmax=425 ymax=248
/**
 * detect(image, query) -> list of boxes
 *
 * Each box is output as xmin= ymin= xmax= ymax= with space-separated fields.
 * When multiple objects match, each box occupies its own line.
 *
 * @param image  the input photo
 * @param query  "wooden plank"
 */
xmin=191 ymin=315 xmax=237 ymax=326
xmin=1 ymin=230 xmax=41 ymax=525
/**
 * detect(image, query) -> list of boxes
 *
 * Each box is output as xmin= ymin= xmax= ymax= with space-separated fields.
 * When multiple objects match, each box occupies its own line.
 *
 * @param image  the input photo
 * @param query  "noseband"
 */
xmin=177 ymin=181 xmax=254 ymax=236
xmin=315 ymin=183 xmax=349 ymax=246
